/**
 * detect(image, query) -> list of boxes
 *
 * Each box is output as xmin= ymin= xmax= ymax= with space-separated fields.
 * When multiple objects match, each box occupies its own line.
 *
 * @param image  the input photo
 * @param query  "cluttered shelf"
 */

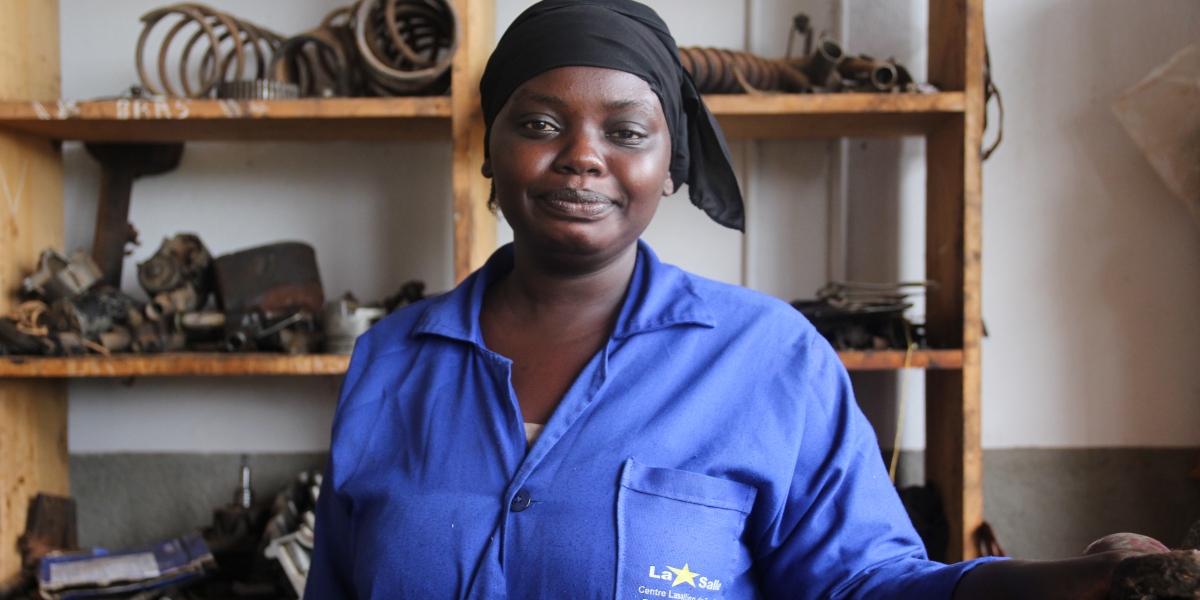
xmin=0 ymin=96 xmax=453 ymax=142
xmin=0 ymin=92 xmax=963 ymax=143
xmin=0 ymin=349 xmax=961 ymax=378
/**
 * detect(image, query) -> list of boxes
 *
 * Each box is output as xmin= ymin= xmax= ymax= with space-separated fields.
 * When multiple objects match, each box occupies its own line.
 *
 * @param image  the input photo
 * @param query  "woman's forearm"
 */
xmin=952 ymin=552 xmax=1129 ymax=600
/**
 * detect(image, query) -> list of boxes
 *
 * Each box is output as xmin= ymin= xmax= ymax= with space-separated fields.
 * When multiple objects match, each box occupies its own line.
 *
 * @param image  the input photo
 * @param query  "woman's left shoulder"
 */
xmin=680 ymin=270 xmax=813 ymax=331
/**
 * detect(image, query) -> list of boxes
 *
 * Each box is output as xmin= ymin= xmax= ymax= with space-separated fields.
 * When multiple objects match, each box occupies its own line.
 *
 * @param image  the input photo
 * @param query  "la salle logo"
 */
xmin=648 ymin=564 xmax=723 ymax=591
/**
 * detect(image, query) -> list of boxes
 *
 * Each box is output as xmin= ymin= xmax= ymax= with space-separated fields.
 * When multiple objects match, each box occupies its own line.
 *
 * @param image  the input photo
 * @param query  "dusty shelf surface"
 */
xmin=0 ymin=97 xmax=453 ymax=142
xmin=0 ymin=353 xmax=352 ymax=377
xmin=0 ymin=349 xmax=961 ymax=378
xmin=0 ymin=92 xmax=963 ymax=142
xmin=705 ymin=91 xmax=965 ymax=138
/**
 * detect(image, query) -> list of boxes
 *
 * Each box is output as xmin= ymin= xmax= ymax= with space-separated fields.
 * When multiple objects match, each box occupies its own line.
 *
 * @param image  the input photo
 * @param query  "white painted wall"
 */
xmin=60 ymin=0 xmax=1200 ymax=454
xmin=979 ymin=0 xmax=1200 ymax=447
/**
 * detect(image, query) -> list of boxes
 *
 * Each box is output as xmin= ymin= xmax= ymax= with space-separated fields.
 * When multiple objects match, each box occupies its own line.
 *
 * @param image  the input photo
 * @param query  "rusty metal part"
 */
xmin=271 ymin=18 xmax=358 ymax=98
xmin=48 ymin=287 xmax=139 ymax=341
xmin=678 ymin=47 xmax=807 ymax=94
xmin=0 ymin=318 xmax=55 ymax=355
xmin=136 ymin=4 xmax=286 ymax=98
xmin=353 ymin=0 xmax=459 ymax=96
xmin=224 ymin=311 xmax=317 ymax=354
xmin=86 ymin=144 xmax=184 ymax=288
xmin=805 ymin=38 xmax=845 ymax=90
xmin=137 ymin=234 xmax=214 ymax=311
xmin=324 ymin=297 xmax=386 ymax=355
xmin=1110 ymin=550 xmax=1200 ymax=600
xmin=839 ymin=57 xmax=899 ymax=92
xmin=98 ymin=324 xmax=134 ymax=353
xmin=214 ymin=242 xmax=324 ymax=316
xmin=0 ymin=494 xmax=77 ymax=600
xmin=217 ymin=79 xmax=300 ymax=99
xmin=22 ymin=249 xmax=104 ymax=303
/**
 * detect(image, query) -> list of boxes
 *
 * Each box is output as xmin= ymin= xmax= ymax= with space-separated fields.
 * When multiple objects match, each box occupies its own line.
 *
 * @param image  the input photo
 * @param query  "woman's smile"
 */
xmin=536 ymin=188 xmax=618 ymax=220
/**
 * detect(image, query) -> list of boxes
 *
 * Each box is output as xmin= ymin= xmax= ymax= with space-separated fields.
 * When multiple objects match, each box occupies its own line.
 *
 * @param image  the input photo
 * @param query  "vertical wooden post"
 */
xmin=926 ymin=0 xmax=985 ymax=562
xmin=0 ymin=0 xmax=67 ymax=580
xmin=451 ymin=0 xmax=496 ymax=282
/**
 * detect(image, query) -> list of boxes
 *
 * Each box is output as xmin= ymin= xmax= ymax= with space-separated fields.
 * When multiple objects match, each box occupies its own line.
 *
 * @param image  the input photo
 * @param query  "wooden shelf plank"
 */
xmin=0 ymin=97 xmax=452 ymax=142
xmin=0 ymin=92 xmax=962 ymax=143
xmin=0 ymin=353 xmax=350 ymax=377
xmin=0 ymin=349 xmax=960 ymax=378
xmin=837 ymin=349 xmax=963 ymax=370
xmin=706 ymin=91 xmax=965 ymax=138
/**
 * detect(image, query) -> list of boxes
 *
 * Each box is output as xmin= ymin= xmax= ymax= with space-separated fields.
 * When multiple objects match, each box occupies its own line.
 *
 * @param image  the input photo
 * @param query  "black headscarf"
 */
xmin=479 ymin=0 xmax=745 ymax=231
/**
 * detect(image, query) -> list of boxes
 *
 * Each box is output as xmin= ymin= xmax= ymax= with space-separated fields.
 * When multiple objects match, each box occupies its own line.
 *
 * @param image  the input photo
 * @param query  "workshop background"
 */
xmin=59 ymin=0 xmax=1200 ymax=560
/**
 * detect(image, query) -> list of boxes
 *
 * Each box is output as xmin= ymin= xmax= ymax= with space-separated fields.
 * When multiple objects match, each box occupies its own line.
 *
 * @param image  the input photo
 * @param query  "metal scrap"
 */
xmin=679 ymin=13 xmax=928 ymax=95
xmin=21 ymin=250 xmax=104 ymax=304
xmin=263 ymin=471 xmax=321 ymax=599
xmin=791 ymin=282 xmax=934 ymax=350
xmin=138 ymin=234 xmax=213 ymax=311
xmin=324 ymin=295 xmax=386 ymax=355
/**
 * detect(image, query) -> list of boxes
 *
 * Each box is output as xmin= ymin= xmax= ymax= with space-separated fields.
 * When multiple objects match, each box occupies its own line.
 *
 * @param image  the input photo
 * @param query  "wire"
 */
xmin=888 ymin=329 xmax=915 ymax=483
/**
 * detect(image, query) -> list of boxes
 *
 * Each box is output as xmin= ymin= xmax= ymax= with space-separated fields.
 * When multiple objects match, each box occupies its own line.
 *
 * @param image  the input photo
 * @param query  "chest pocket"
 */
xmin=615 ymin=459 xmax=757 ymax=600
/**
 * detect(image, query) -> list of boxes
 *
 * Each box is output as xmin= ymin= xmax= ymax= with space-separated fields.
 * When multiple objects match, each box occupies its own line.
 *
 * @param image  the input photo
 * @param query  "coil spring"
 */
xmin=678 ymin=47 xmax=810 ymax=94
xmin=136 ymin=3 xmax=285 ymax=98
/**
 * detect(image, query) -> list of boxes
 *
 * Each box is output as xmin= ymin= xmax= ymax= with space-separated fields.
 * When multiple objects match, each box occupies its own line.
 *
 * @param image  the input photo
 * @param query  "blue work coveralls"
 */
xmin=305 ymin=241 xmax=999 ymax=599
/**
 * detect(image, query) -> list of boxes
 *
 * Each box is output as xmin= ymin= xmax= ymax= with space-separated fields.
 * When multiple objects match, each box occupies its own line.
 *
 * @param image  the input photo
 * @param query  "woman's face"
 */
xmin=485 ymin=66 xmax=675 ymax=269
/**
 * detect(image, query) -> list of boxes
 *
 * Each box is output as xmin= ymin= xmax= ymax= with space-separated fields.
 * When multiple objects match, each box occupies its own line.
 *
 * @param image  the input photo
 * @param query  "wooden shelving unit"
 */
xmin=0 ymin=349 xmax=962 ymax=378
xmin=0 ymin=0 xmax=985 ymax=576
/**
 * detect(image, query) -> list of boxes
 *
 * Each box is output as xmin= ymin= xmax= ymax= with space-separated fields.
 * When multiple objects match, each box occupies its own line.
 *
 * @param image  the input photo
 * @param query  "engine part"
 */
xmin=85 ymin=143 xmax=184 ymax=287
xmin=224 ymin=311 xmax=317 ymax=354
xmin=98 ymin=324 xmax=133 ymax=353
xmin=136 ymin=4 xmax=286 ymax=98
xmin=263 ymin=471 xmax=322 ymax=599
xmin=214 ymin=242 xmax=324 ymax=316
xmin=324 ymin=296 xmax=386 ymax=355
xmin=0 ymin=318 xmax=54 ymax=355
xmin=216 ymin=79 xmax=300 ymax=99
xmin=21 ymin=249 xmax=104 ymax=303
xmin=137 ymin=234 xmax=214 ymax=310
xmin=47 ymin=287 xmax=138 ymax=341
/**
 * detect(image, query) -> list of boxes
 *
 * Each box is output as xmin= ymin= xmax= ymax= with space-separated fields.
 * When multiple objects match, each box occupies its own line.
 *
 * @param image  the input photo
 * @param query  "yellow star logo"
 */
xmin=667 ymin=564 xmax=699 ymax=588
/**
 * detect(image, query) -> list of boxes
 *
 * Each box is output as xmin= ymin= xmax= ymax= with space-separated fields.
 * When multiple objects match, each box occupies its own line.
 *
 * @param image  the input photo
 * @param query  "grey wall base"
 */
xmin=893 ymin=448 xmax=1200 ymax=559
xmin=70 ymin=449 xmax=1200 ymax=559
xmin=71 ymin=453 xmax=327 ymax=549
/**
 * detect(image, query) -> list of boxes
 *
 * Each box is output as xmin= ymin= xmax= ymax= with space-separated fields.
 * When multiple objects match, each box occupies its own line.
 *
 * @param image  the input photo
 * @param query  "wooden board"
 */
xmin=924 ymin=0 xmax=986 ymax=563
xmin=0 ymin=97 xmax=452 ymax=142
xmin=838 ymin=349 xmax=963 ymax=370
xmin=0 ymin=354 xmax=350 ymax=378
xmin=0 ymin=0 xmax=65 ymax=581
xmin=451 ymin=0 xmax=497 ymax=282
xmin=707 ymin=92 xmax=964 ymax=139
xmin=0 ymin=349 xmax=959 ymax=378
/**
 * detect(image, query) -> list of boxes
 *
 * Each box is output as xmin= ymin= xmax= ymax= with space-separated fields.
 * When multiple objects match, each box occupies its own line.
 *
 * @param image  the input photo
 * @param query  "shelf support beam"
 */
xmin=925 ymin=0 xmax=986 ymax=563
xmin=0 ymin=0 xmax=68 ymax=581
xmin=451 ymin=0 xmax=497 ymax=282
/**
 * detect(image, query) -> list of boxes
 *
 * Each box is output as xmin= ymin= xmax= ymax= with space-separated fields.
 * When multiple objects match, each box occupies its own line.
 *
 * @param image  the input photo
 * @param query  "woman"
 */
xmin=306 ymin=1 xmax=1135 ymax=598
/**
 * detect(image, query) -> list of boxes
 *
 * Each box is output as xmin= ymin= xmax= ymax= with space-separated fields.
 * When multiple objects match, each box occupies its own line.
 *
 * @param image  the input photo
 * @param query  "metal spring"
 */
xmin=136 ymin=4 xmax=285 ymax=99
xmin=270 ymin=7 xmax=360 ymax=98
xmin=678 ymin=47 xmax=810 ymax=94
xmin=268 ymin=0 xmax=459 ymax=98
xmin=353 ymin=0 xmax=459 ymax=96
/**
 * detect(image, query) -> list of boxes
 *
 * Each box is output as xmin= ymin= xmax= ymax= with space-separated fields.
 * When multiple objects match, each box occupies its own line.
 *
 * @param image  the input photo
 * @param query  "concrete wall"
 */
xmin=56 ymin=0 xmax=1200 ymax=559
